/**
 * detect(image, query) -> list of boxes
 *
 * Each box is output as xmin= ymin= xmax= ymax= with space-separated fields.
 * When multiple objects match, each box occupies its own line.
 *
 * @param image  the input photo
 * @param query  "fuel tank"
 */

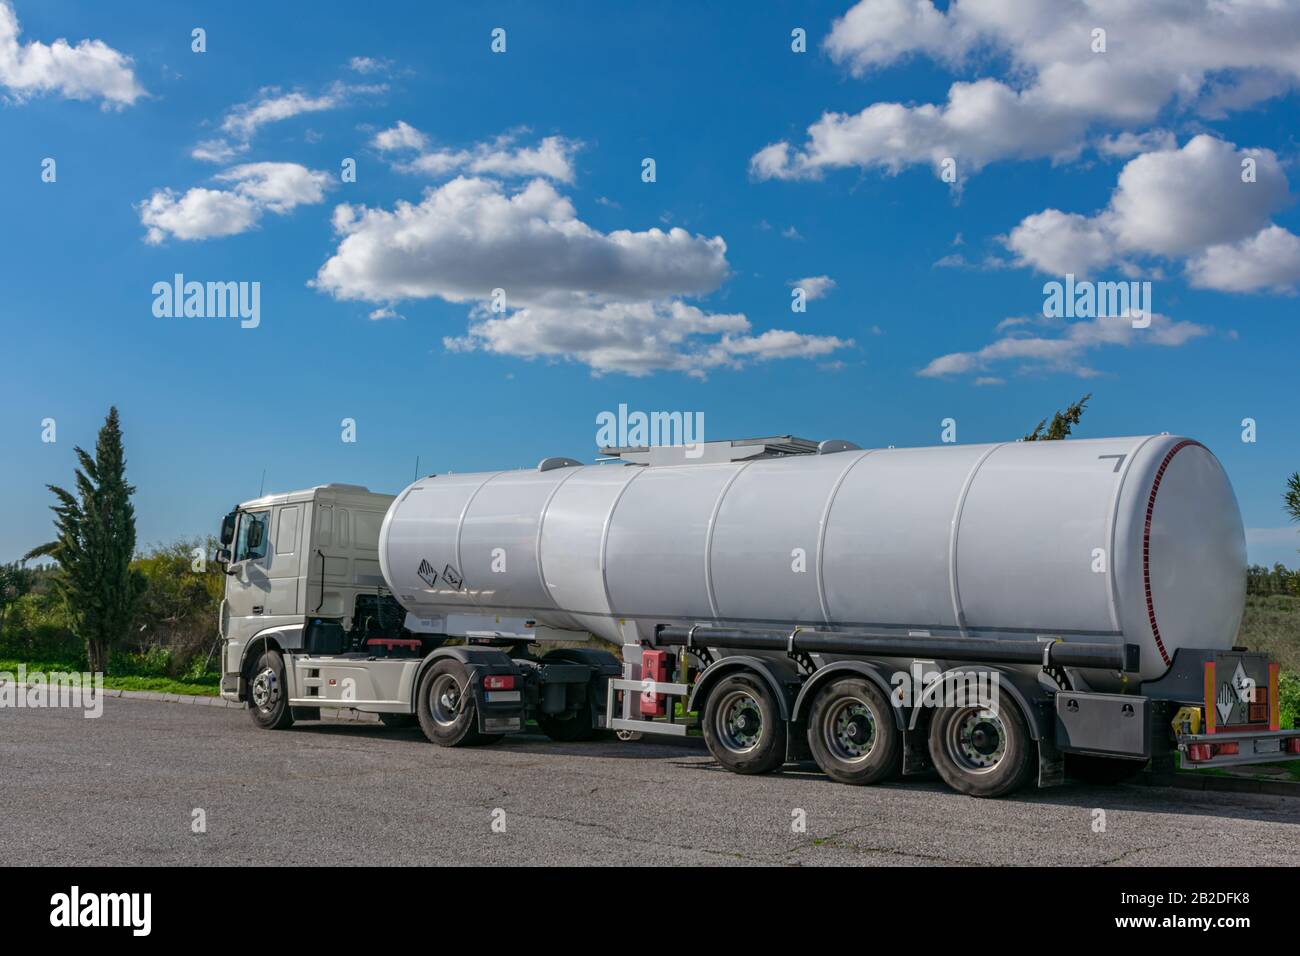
xmin=378 ymin=435 xmax=1246 ymax=689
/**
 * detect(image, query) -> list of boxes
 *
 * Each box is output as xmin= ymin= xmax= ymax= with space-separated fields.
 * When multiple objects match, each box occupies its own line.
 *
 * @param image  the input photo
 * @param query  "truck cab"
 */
xmin=218 ymin=484 xmax=405 ymax=703
xmin=217 ymin=483 xmax=620 ymax=743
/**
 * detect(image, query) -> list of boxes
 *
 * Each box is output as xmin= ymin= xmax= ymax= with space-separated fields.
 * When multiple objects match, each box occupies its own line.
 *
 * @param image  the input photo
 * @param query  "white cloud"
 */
xmin=137 ymin=189 xmax=259 ymax=245
xmin=139 ymin=162 xmax=331 ymax=244
xmin=372 ymin=120 xmax=427 ymax=152
xmin=788 ymin=275 xmax=836 ymax=299
xmin=314 ymin=175 xmax=848 ymax=375
xmin=919 ymin=312 xmax=1210 ymax=380
xmin=1187 ymin=226 xmax=1300 ymax=294
xmin=190 ymin=138 xmax=246 ymax=164
xmin=1003 ymin=135 xmax=1298 ymax=290
xmin=314 ymin=176 xmax=727 ymax=303
xmin=348 ymin=56 xmax=393 ymax=76
xmin=0 ymin=0 xmax=143 ymax=107
xmin=1106 ymin=136 xmax=1288 ymax=257
xmin=193 ymin=81 xmax=384 ymax=162
xmin=372 ymin=123 xmax=580 ymax=183
xmin=754 ymin=0 xmax=1300 ymax=181
xmin=214 ymin=162 xmax=331 ymax=213
xmin=368 ymin=306 xmax=404 ymax=320
xmin=444 ymin=299 xmax=851 ymax=377
xmin=1005 ymin=209 xmax=1116 ymax=276
xmin=1096 ymin=129 xmax=1177 ymax=159
xmin=223 ymin=88 xmax=343 ymax=140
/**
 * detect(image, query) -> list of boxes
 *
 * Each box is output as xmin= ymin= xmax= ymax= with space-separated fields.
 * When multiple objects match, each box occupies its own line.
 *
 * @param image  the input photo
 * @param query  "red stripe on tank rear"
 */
xmin=1142 ymin=440 xmax=1202 ymax=667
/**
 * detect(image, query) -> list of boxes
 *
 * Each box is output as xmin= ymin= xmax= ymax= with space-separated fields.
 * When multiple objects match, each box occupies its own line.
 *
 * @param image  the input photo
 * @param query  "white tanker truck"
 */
xmin=216 ymin=434 xmax=1298 ymax=797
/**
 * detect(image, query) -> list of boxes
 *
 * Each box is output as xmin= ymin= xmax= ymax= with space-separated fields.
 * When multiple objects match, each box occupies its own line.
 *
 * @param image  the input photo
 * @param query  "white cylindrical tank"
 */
xmin=378 ymin=435 xmax=1246 ymax=689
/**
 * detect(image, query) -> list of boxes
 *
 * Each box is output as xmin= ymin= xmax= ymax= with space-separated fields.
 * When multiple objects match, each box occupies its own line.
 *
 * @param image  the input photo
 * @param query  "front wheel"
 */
xmin=248 ymin=650 xmax=294 ymax=730
xmin=928 ymin=688 xmax=1036 ymax=798
xmin=701 ymin=673 xmax=787 ymax=775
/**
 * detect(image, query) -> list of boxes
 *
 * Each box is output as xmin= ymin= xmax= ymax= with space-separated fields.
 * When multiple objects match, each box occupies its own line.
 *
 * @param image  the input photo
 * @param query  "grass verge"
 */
xmin=0 ymin=659 xmax=221 ymax=697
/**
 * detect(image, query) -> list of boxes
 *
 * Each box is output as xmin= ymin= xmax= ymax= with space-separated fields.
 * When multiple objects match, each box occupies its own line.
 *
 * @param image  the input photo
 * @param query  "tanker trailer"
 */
xmin=218 ymin=434 xmax=1296 ymax=797
xmin=377 ymin=433 xmax=1297 ymax=797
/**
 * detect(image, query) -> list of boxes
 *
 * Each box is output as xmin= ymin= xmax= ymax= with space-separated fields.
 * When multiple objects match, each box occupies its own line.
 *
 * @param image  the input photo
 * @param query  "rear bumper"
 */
xmin=1178 ymin=727 xmax=1300 ymax=768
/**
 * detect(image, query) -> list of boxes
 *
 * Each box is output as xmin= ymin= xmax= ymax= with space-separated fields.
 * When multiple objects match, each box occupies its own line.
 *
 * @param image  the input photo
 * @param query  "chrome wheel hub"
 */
xmin=948 ymin=708 xmax=1008 ymax=773
xmin=430 ymin=673 xmax=463 ymax=726
xmin=824 ymin=698 xmax=877 ymax=762
xmin=715 ymin=690 xmax=763 ymax=754
xmin=251 ymin=667 xmax=278 ymax=711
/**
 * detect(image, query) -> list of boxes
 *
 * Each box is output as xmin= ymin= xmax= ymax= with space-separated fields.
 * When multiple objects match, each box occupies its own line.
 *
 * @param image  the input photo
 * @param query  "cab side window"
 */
xmin=235 ymin=510 xmax=270 ymax=562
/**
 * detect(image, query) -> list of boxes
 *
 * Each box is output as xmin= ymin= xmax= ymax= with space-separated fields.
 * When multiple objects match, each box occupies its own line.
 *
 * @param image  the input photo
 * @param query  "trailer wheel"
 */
xmin=702 ymin=673 xmax=787 ymax=775
xmin=248 ymin=650 xmax=294 ymax=730
xmin=806 ymin=677 xmax=901 ymax=785
xmin=1065 ymin=753 xmax=1147 ymax=784
xmin=927 ymin=688 xmax=1036 ymax=798
xmin=416 ymin=660 xmax=485 ymax=747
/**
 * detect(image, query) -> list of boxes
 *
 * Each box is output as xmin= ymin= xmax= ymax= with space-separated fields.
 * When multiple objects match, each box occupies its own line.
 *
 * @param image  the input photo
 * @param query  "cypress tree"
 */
xmin=25 ymin=407 xmax=144 ymax=672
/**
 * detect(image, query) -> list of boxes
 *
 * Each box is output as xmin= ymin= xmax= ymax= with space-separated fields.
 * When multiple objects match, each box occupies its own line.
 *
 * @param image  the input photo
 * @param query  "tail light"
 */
xmin=1286 ymin=738 xmax=1300 ymax=755
xmin=483 ymin=674 xmax=515 ymax=691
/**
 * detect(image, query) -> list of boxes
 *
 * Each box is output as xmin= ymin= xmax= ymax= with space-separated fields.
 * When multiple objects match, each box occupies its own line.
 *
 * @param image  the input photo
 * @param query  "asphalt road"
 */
xmin=2 ymin=697 xmax=1298 ymax=866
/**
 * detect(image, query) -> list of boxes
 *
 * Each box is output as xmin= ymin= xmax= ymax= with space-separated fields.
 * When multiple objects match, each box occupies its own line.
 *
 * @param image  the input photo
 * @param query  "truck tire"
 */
xmin=291 ymin=706 xmax=320 ymax=721
xmin=416 ymin=660 xmax=486 ymax=747
xmin=378 ymin=713 xmax=418 ymax=729
xmin=1065 ymin=753 xmax=1148 ymax=784
xmin=702 ymin=672 xmax=787 ymax=775
xmin=248 ymin=649 xmax=294 ymax=730
xmin=806 ymin=677 xmax=901 ymax=785
xmin=927 ymin=688 xmax=1036 ymax=798
xmin=537 ymin=705 xmax=596 ymax=742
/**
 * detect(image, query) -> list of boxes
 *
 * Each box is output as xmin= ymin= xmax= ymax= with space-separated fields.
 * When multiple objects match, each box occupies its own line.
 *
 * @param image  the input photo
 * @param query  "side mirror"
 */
xmin=217 ymin=547 xmax=232 ymax=564
xmin=219 ymin=512 xmax=237 ymax=546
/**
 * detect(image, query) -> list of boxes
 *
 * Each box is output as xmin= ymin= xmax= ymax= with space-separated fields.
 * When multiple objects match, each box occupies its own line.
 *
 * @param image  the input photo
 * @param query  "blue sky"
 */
xmin=1 ymin=0 xmax=1298 ymax=566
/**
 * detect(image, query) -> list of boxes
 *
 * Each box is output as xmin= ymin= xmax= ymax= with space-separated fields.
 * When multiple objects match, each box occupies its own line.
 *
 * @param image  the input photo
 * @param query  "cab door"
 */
xmin=225 ymin=509 xmax=272 ymax=621
xmin=266 ymin=502 xmax=304 ymax=618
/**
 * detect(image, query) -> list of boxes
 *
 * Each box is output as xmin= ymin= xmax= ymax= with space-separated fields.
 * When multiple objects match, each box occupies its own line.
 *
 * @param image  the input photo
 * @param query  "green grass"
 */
xmin=0 ymin=658 xmax=220 ymax=697
xmin=1239 ymin=593 xmax=1300 ymax=673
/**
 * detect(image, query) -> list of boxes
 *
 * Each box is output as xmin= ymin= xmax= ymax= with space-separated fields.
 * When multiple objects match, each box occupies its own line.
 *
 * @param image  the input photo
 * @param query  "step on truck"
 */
xmin=218 ymin=435 xmax=1300 ymax=797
